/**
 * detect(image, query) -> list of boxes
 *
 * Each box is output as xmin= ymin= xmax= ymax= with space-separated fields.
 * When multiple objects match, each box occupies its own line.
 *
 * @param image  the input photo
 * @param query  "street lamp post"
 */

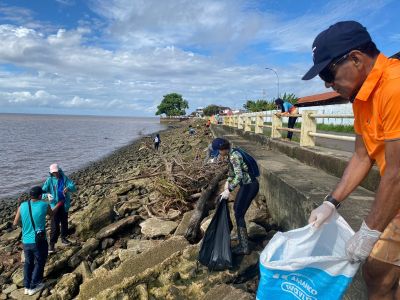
xmin=265 ymin=67 xmax=280 ymax=99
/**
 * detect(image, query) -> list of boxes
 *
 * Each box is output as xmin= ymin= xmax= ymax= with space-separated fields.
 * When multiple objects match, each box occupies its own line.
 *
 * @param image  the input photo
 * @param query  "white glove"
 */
xmin=47 ymin=194 xmax=54 ymax=202
xmin=220 ymin=189 xmax=230 ymax=200
xmin=308 ymin=201 xmax=335 ymax=228
xmin=224 ymin=181 xmax=229 ymax=190
xmin=346 ymin=221 xmax=381 ymax=263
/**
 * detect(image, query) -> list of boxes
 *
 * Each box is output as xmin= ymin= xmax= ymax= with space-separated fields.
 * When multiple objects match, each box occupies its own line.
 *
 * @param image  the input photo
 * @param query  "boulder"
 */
xmin=2 ymin=284 xmax=17 ymax=295
xmin=174 ymin=211 xmax=194 ymax=236
xmin=203 ymin=284 xmax=252 ymax=300
xmin=126 ymin=239 xmax=161 ymax=253
xmin=74 ymin=261 xmax=92 ymax=282
xmin=10 ymin=288 xmax=41 ymax=300
xmin=75 ymin=197 xmax=116 ymax=239
xmin=117 ymin=201 xmax=141 ymax=216
xmin=118 ymin=240 xmax=162 ymax=261
xmin=101 ymin=238 xmax=115 ymax=250
xmin=45 ymin=247 xmax=79 ymax=277
xmin=96 ymin=215 xmax=140 ymax=239
xmin=139 ymin=218 xmax=178 ymax=238
xmin=248 ymin=222 xmax=267 ymax=240
xmin=49 ymin=273 xmax=81 ymax=300
xmin=69 ymin=238 xmax=99 ymax=268
xmin=11 ymin=268 xmax=23 ymax=287
xmin=0 ymin=228 xmax=21 ymax=242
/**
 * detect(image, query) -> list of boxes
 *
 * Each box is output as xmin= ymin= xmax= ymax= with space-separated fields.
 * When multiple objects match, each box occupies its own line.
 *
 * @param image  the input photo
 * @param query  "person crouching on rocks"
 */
xmin=212 ymin=138 xmax=260 ymax=255
xmin=42 ymin=163 xmax=76 ymax=253
xmin=13 ymin=186 xmax=52 ymax=296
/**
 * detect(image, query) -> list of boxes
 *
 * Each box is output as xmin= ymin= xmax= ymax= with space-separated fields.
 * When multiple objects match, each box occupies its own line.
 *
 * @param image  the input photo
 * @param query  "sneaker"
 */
xmin=28 ymin=283 xmax=44 ymax=296
xmin=24 ymin=288 xmax=30 ymax=295
xmin=48 ymin=244 xmax=55 ymax=254
xmin=61 ymin=238 xmax=72 ymax=245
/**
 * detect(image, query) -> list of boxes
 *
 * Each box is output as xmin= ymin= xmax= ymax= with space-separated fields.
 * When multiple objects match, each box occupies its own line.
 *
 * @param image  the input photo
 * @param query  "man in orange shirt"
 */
xmin=303 ymin=21 xmax=400 ymax=299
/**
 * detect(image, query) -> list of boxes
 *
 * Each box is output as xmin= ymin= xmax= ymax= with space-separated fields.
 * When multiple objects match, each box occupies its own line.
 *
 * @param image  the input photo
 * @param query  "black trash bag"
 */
xmin=198 ymin=197 xmax=233 ymax=271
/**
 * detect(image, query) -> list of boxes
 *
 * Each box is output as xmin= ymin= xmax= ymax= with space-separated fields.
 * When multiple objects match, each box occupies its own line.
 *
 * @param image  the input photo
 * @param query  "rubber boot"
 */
xmin=233 ymin=226 xmax=250 ymax=255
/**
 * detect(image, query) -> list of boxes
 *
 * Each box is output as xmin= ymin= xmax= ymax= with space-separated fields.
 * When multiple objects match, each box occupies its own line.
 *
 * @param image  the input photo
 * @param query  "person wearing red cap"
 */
xmin=304 ymin=21 xmax=400 ymax=299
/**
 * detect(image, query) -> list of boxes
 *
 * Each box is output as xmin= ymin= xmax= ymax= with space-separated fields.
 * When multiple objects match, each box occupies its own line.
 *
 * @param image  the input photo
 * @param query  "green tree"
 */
xmin=156 ymin=93 xmax=189 ymax=116
xmin=243 ymin=99 xmax=275 ymax=112
xmin=281 ymin=93 xmax=298 ymax=105
xmin=203 ymin=104 xmax=222 ymax=116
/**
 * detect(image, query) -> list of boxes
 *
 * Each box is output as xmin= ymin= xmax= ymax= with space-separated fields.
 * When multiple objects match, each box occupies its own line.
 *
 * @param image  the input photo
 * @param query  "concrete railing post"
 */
xmin=271 ymin=112 xmax=282 ymax=138
xmin=300 ymin=110 xmax=317 ymax=147
xmin=238 ymin=114 xmax=244 ymax=129
xmin=255 ymin=112 xmax=264 ymax=134
xmin=244 ymin=114 xmax=251 ymax=132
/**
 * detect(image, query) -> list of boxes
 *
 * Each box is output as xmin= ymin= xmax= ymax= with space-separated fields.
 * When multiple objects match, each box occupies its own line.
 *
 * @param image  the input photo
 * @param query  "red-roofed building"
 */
xmin=295 ymin=91 xmax=348 ymax=107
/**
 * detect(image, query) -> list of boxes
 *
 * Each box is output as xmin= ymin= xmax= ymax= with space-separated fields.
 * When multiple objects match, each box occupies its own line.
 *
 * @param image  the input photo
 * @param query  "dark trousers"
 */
xmin=154 ymin=142 xmax=160 ymax=150
xmin=287 ymin=117 xmax=298 ymax=140
xmin=23 ymin=242 xmax=48 ymax=289
xmin=234 ymin=180 xmax=259 ymax=228
xmin=50 ymin=208 xmax=68 ymax=245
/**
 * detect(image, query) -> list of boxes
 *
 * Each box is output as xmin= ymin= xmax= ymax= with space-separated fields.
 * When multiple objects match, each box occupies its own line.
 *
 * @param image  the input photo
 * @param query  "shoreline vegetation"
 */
xmin=0 ymin=119 xmax=271 ymax=299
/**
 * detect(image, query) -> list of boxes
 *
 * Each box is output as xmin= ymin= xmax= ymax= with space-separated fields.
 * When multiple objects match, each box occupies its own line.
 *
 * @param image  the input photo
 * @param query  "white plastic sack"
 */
xmin=257 ymin=212 xmax=360 ymax=300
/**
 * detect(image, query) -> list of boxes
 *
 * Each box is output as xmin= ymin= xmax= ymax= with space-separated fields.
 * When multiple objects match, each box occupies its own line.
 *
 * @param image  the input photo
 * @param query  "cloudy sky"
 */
xmin=0 ymin=0 xmax=398 ymax=116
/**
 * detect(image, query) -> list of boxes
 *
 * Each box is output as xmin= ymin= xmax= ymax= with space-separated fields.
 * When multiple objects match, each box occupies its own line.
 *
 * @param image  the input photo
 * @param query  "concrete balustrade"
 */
xmin=219 ymin=110 xmax=354 ymax=147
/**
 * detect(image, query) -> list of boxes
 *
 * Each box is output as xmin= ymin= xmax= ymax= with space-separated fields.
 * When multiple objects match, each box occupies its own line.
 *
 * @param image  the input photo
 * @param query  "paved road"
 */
xmin=315 ymin=131 xmax=355 ymax=153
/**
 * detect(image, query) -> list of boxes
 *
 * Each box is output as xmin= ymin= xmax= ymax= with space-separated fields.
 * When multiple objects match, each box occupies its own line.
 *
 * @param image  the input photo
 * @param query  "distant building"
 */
xmin=296 ymin=91 xmax=348 ymax=107
xmin=190 ymin=107 xmax=204 ymax=117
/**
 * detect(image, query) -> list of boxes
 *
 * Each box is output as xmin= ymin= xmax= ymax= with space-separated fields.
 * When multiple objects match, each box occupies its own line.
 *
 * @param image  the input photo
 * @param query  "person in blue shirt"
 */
xmin=42 ymin=163 xmax=76 ymax=253
xmin=13 ymin=186 xmax=52 ymax=296
xmin=275 ymin=98 xmax=299 ymax=140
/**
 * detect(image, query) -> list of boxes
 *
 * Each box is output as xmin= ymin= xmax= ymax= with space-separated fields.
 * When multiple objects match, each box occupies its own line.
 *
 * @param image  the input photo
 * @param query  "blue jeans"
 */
xmin=23 ymin=242 xmax=48 ymax=289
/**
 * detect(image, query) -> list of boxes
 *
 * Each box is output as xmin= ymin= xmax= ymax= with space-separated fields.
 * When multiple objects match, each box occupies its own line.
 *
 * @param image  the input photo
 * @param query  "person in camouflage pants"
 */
xmin=212 ymin=138 xmax=259 ymax=255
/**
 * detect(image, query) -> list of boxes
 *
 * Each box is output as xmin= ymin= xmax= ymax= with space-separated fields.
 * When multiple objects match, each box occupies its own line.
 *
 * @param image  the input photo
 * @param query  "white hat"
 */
xmin=49 ymin=163 xmax=59 ymax=173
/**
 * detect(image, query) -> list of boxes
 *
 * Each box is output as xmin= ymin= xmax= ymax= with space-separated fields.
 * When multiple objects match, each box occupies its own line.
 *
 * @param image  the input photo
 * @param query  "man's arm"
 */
xmin=47 ymin=204 xmax=53 ymax=218
xmin=308 ymin=135 xmax=373 ymax=227
xmin=331 ymin=134 xmax=374 ymax=201
xmin=13 ymin=206 xmax=21 ymax=227
xmin=365 ymin=139 xmax=400 ymax=231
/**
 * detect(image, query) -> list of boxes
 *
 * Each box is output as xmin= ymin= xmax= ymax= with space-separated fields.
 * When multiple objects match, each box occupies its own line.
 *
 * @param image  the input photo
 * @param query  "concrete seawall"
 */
xmin=211 ymin=125 xmax=376 ymax=300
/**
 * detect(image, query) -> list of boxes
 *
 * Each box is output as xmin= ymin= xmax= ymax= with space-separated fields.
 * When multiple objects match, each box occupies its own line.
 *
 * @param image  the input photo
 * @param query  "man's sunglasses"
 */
xmin=319 ymin=53 xmax=350 ymax=83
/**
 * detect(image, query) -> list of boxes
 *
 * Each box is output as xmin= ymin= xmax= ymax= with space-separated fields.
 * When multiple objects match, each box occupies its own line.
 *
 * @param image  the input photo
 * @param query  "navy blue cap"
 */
xmin=302 ymin=21 xmax=372 ymax=80
xmin=30 ymin=186 xmax=43 ymax=198
xmin=212 ymin=138 xmax=229 ymax=151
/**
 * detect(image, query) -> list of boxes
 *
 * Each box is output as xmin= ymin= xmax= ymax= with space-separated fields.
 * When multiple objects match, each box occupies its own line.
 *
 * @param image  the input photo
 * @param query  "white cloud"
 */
xmin=0 ymin=0 xmax=395 ymax=115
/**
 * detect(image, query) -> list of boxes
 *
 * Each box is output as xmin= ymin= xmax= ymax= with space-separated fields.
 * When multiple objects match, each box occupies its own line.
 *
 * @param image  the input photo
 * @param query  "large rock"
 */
xmin=96 ymin=215 xmax=140 ymax=239
xmin=48 ymin=273 xmax=81 ymax=300
xmin=10 ymin=288 xmax=41 ymax=300
xmin=174 ymin=211 xmax=194 ymax=236
xmin=78 ymin=236 xmax=189 ymax=300
xmin=203 ymin=284 xmax=252 ymax=300
xmin=75 ymin=197 xmax=116 ymax=239
xmin=139 ymin=218 xmax=178 ymax=238
xmin=74 ymin=261 xmax=92 ymax=282
xmin=248 ymin=222 xmax=267 ymax=240
xmin=2 ymin=284 xmax=17 ymax=295
xmin=118 ymin=239 xmax=162 ymax=261
xmin=117 ymin=200 xmax=141 ymax=216
xmin=69 ymin=238 xmax=99 ymax=268
xmin=45 ymin=247 xmax=79 ymax=277
xmin=0 ymin=228 xmax=21 ymax=242
xmin=11 ymin=268 xmax=23 ymax=287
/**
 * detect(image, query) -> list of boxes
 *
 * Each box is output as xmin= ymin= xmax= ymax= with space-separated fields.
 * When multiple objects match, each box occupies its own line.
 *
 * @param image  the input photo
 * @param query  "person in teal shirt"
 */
xmin=42 ymin=163 xmax=76 ymax=253
xmin=13 ymin=186 xmax=52 ymax=296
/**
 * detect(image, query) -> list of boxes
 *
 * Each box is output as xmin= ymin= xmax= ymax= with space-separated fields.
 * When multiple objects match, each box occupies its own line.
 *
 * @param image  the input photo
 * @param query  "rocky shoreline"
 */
xmin=0 ymin=119 xmax=273 ymax=299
